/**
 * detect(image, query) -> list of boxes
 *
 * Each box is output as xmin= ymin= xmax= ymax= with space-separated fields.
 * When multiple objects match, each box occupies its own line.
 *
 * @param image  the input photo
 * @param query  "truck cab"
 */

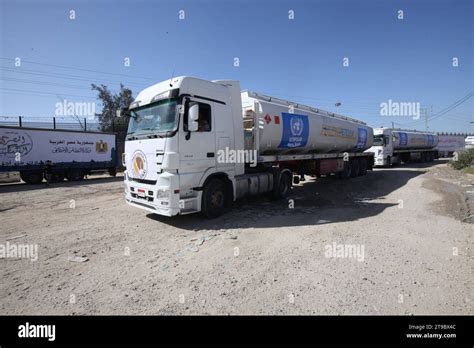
xmin=123 ymin=76 xmax=244 ymax=217
xmin=366 ymin=128 xmax=393 ymax=167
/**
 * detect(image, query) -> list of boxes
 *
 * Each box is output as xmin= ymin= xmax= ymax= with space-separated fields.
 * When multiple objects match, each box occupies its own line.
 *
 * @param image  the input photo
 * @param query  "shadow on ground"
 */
xmin=147 ymin=162 xmax=435 ymax=230
xmin=0 ymin=175 xmax=123 ymax=194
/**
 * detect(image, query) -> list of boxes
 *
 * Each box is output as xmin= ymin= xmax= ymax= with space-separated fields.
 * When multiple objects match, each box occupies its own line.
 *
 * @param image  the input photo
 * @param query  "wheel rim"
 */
xmin=211 ymin=190 xmax=224 ymax=209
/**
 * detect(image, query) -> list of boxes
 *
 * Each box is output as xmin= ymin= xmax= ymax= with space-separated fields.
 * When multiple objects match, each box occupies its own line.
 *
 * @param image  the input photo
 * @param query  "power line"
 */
xmin=0 ymin=77 xmax=92 ymax=90
xmin=0 ymin=57 xmax=160 ymax=82
xmin=0 ymin=67 xmax=147 ymax=89
xmin=0 ymin=87 xmax=94 ymax=99
xmin=428 ymin=92 xmax=473 ymax=121
xmin=394 ymin=92 xmax=473 ymax=126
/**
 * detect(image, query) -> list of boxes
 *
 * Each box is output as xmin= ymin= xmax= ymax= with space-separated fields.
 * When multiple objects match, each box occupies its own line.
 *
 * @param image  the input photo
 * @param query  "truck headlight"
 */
xmin=157 ymin=189 xmax=170 ymax=200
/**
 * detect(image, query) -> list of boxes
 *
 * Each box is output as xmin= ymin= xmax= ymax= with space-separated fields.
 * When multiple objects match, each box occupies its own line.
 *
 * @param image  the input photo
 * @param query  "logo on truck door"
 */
xmin=278 ymin=113 xmax=309 ymax=148
xmin=131 ymin=150 xmax=148 ymax=179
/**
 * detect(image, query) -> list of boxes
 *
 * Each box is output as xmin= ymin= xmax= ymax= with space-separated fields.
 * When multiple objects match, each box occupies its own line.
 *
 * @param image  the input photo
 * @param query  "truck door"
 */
xmin=213 ymin=102 xmax=234 ymax=170
xmin=179 ymin=98 xmax=216 ymax=176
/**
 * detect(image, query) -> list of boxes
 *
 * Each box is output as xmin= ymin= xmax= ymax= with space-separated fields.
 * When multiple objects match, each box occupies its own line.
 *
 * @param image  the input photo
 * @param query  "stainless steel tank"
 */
xmin=392 ymin=130 xmax=439 ymax=150
xmin=242 ymin=91 xmax=373 ymax=155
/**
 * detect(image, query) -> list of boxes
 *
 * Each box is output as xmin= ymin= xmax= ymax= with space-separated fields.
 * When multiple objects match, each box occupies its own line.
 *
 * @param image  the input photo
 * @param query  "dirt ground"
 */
xmin=0 ymin=160 xmax=472 ymax=315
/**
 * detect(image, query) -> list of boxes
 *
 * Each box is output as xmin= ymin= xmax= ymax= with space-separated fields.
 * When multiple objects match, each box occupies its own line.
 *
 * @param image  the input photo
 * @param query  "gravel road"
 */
xmin=1 ymin=160 xmax=472 ymax=315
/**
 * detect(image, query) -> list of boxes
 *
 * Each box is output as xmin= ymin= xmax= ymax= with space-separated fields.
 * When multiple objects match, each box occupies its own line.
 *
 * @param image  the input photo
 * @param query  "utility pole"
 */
xmin=426 ymin=105 xmax=432 ymax=131
xmin=421 ymin=107 xmax=430 ymax=131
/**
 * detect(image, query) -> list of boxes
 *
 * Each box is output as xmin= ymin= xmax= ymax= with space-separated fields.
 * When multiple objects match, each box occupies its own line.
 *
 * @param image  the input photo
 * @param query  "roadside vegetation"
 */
xmin=449 ymin=148 xmax=474 ymax=172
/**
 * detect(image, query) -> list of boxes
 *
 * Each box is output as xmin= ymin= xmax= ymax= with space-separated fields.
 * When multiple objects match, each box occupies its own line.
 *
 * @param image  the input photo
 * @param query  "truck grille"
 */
xmin=131 ymin=178 xmax=157 ymax=185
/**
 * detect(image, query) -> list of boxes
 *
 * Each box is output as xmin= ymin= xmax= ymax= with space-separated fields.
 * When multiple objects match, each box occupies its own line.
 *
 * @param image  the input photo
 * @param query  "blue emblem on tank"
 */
xmin=356 ymin=128 xmax=368 ymax=149
xmin=278 ymin=113 xmax=309 ymax=148
xmin=399 ymin=132 xmax=408 ymax=146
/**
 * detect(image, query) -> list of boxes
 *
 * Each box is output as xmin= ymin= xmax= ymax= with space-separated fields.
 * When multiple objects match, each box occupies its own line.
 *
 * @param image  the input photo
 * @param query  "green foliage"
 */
xmin=91 ymin=83 xmax=133 ymax=133
xmin=450 ymin=148 xmax=474 ymax=170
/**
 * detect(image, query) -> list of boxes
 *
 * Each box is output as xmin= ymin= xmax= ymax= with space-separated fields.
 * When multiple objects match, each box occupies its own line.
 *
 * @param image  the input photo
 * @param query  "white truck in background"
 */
xmin=366 ymin=128 xmax=439 ymax=167
xmin=121 ymin=76 xmax=374 ymax=218
xmin=465 ymin=136 xmax=474 ymax=149
xmin=435 ymin=135 xmax=465 ymax=158
xmin=0 ymin=126 xmax=118 ymax=184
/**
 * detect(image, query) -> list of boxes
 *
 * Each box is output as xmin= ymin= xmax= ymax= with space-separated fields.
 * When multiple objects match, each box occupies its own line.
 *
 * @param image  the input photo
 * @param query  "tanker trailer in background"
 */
xmin=435 ymin=135 xmax=465 ymax=158
xmin=121 ymin=76 xmax=374 ymax=218
xmin=366 ymin=127 xmax=438 ymax=167
xmin=0 ymin=126 xmax=118 ymax=184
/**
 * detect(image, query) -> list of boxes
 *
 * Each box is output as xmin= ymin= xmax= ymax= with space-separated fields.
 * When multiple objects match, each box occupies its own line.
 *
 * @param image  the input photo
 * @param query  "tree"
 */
xmin=91 ymin=83 xmax=133 ymax=133
xmin=92 ymin=84 xmax=133 ymax=170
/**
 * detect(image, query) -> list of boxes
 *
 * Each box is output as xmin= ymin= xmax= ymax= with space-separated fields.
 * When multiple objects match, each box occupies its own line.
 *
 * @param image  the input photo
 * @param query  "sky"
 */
xmin=0 ymin=0 xmax=472 ymax=133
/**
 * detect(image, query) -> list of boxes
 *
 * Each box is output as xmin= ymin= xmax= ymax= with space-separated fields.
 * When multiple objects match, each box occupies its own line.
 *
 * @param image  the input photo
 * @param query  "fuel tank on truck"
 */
xmin=241 ymin=91 xmax=373 ymax=155
xmin=391 ymin=130 xmax=439 ymax=150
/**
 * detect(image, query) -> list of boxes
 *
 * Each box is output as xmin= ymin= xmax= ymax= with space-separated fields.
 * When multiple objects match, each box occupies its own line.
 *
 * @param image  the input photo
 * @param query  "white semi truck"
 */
xmin=122 ymin=76 xmax=374 ymax=218
xmin=0 ymin=126 xmax=118 ymax=184
xmin=366 ymin=127 xmax=439 ymax=167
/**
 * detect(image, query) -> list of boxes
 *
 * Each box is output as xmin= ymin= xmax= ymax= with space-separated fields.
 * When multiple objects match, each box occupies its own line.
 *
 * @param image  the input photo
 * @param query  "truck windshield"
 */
xmin=127 ymin=98 xmax=178 ymax=136
xmin=373 ymin=135 xmax=385 ymax=146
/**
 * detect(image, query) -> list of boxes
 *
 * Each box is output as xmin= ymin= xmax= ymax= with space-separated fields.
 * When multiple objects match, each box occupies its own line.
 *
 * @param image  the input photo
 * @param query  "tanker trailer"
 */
xmin=122 ymin=76 xmax=375 ymax=218
xmin=366 ymin=127 xmax=439 ymax=167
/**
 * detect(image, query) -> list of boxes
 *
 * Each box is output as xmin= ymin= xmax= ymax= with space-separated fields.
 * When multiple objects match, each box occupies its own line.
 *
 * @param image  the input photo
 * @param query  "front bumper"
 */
xmin=374 ymin=157 xmax=385 ymax=166
xmin=124 ymin=171 xmax=180 ymax=216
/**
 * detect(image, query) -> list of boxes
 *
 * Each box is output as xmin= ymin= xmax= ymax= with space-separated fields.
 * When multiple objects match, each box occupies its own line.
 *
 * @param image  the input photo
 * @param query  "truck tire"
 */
xmin=385 ymin=156 xmax=392 ymax=168
xmin=201 ymin=178 xmax=227 ymax=219
xmin=66 ymin=169 xmax=84 ymax=181
xmin=338 ymin=161 xmax=351 ymax=179
xmin=48 ymin=171 xmax=65 ymax=183
xmin=359 ymin=158 xmax=368 ymax=176
xmin=20 ymin=171 xmax=43 ymax=185
xmin=272 ymin=171 xmax=292 ymax=199
xmin=108 ymin=168 xmax=117 ymax=177
xmin=350 ymin=159 xmax=360 ymax=177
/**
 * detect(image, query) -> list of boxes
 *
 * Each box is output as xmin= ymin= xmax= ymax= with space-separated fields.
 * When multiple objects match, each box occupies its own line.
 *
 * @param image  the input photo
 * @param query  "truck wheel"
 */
xmin=385 ymin=156 xmax=392 ymax=168
xmin=273 ymin=172 xmax=292 ymax=199
xmin=20 ymin=171 xmax=43 ymax=185
xmin=350 ymin=159 xmax=360 ymax=177
xmin=359 ymin=158 xmax=368 ymax=176
xmin=338 ymin=161 xmax=351 ymax=179
xmin=201 ymin=178 xmax=227 ymax=219
xmin=108 ymin=168 xmax=117 ymax=177
xmin=66 ymin=169 xmax=84 ymax=181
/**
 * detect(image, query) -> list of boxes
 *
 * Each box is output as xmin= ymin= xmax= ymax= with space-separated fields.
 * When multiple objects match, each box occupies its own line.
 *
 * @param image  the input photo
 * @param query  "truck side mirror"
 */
xmin=188 ymin=103 xmax=199 ymax=132
xmin=116 ymin=108 xmax=130 ymax=118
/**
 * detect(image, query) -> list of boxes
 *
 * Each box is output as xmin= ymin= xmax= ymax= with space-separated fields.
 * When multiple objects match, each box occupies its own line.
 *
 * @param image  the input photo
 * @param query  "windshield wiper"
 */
xmin=146 ymin=134 xmax=164 ymax=139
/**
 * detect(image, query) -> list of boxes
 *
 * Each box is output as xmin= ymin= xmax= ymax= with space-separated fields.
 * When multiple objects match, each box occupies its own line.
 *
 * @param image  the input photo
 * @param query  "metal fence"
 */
xmin=0 ymin=115 xmax=129 ymax=133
